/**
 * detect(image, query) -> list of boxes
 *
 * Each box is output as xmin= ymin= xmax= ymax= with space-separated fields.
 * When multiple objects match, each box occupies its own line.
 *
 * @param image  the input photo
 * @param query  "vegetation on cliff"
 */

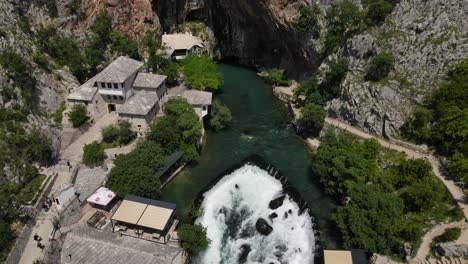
xmin=404 ymin=60 xmax=468 ymax=187
xmin=313 ymin=131 xmax=462 ymax=257
xmin=68 ymin=104 xmax=89 ymax=128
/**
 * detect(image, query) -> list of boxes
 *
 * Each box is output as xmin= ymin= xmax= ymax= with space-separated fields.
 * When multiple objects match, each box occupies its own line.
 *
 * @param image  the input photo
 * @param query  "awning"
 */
xmin=323 ymin=250 xmax=353 ymax=264
xmin=86 ymin=187 xmax=116 ymax=206
xmin=111 ymin=200 xmax=147 ymax=224
xmin=137 ymin=205 xmax=174 ymax=231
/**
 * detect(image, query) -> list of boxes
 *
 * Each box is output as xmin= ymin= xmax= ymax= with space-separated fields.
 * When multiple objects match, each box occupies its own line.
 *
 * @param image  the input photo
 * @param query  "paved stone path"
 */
xmin=18 ymin=113 xmax=118 ymax=264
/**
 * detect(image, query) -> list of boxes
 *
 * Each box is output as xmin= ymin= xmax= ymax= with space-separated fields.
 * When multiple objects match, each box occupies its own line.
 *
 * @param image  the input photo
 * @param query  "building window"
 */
xmin=202 ymin=106 xmax=207 ymax=111
xmin=107 ymin=83 xmax=112 ymax=89
xmin=137 ymin=125 xmax=141 ymax=128
xmin=113 ymin=83 xmax=118 ymax=89
xmin=119 ymin=96 xmax=123 ymax=100
xmin=107 ymin=95 xmax=112 ymax=100
xmin=113 ymin=95 xmax=117 ymax=100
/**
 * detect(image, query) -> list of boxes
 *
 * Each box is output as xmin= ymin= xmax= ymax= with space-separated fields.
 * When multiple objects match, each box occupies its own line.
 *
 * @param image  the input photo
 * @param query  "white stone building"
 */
xmin=162 ymin=32 xmax=203 ymax=60
xmin=180 ymin=90 xmax=212 ymax=118
xmin=67 ymin=56 xmax=168 ymax=135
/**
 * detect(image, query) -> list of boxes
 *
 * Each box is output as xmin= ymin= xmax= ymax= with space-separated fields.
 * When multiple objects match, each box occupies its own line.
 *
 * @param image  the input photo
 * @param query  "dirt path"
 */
xmin=321 ymin=117 xmax=468 ymax=262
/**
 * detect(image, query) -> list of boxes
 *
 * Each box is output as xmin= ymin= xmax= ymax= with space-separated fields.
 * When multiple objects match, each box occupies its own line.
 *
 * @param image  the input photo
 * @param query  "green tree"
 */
xmin=116 ymin=120 xmax=135 ymax=145
xmin=404 ymin=107 xmax=432 ymax=142
xmin=68 ymin=104 xmax=89 ymax=128
xmin=182 ymin=54 xmax=221 ymax=91
xmin=333 ymin=184 xmax=405 ymax=255
xmin=147 ymin=116 xmax=181 ymax=154
xmin=434 ymin=228 xmax=462 ymax=243
xmin=299 ymin=103 xmax=325 ymax=137
xmin=105 ymin=141 xmax=164 ymax=199
xmin=102 ymin=124 xmax=119 ymax=144
xmin=177 ymin=224 xmax=209 ymax=252
xmin=367 ymin=52 xmax=394 ymax=81
xmin=448 ymin=152 xmax=468 ymax=185
xmin=319 ymin=58 xmax=349 ymax=101
xmin=209 ymin=100 xmax=232 ymax=131
xmin=110 ymin=31 xmax=141 ymax=60
xmin=295 ymin=5 xmax=321 ymax=36
xmin=265 ymin=68 xmax=289 ymax=86
xmin=53 ymin=102 xmax=66 ymax=125
xmin=83 ymin=141 xmax=105 ymax=167
xmin=86 ymin=11 xmax=112 ymax=71
xmin=159 ymin=62 xmax=180 ymax=86
xmin=324 ymin=0 xmax=366 ymax=54
xmin=179 ymin=142 xmax=199 ymax=162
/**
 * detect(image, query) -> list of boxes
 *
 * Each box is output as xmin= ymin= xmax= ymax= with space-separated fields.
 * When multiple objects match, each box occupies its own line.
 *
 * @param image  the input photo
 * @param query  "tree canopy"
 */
xmin=209 ymin=100 xmax=232 ymax=131
xmin=182 ymin=54 xmax=221 ymax=91
xmin=68 ymin=104 xmax=89 ymax=128
xmin=83 ymin=142 xmax=105 ymax=167
xmin=299 ymin=103 xmax=325 ymax=137
xmin=177 ymin=224 xmax=209 ymax=252
xmin=367 ymin=52 xmax=394 ymax=81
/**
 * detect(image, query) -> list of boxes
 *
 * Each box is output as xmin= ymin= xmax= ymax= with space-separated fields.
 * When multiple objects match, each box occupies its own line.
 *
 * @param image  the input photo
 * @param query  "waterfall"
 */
xmin=193 ymin=164 xmax=316 ymax=264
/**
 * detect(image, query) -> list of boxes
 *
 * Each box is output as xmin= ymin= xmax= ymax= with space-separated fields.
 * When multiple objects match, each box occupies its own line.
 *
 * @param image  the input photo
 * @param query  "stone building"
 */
xmin=162 ymin=32 xmax=203 ymax=60
xmin=67 ymin=56 xmax=168 ymax=135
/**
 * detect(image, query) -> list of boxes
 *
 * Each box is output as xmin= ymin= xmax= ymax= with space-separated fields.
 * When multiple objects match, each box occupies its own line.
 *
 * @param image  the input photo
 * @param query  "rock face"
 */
xmin=326 ymin=0 xmax=468 ymax=136
xmin=436 ymin=242 xmax=468 ymax=258
xmin=255 ymin=218 xmax=273 ymax=236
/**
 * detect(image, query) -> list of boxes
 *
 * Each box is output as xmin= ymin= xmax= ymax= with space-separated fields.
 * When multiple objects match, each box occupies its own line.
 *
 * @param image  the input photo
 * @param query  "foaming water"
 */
xmin=193 ymin=164 xmax=316 ymax=264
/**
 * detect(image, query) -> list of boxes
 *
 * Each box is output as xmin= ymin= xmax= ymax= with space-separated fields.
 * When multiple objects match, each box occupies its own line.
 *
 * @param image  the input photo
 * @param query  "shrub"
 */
xmin=363 ymin=0 xmax=393 ymax=26
xmin=177 ymin=224 xmax=209 ymax=252
xmin=319 ymin=58 xmax=349 ymax=101
xmin=404 ymin=106 xmax=432 ymax=142
xmin=434 ymin=228 xmax=462 ymax=243
xmin=295 ymin=5 xmax=321 ymax=36
xmin=265 ymin=68 xmax=289 ymax=86
xmin=102 ymin=120 xmax=135 ymax=146
xmin=86 ymin=11 xmax=112 ymax=71
xmin=53 ymin=102 xmax=66 ymax=125
xmin=299 ymin=103 xmax=325 ymax=137
xmin=46 ymin=0 xmax=58 ymax=18
xmin=159 ymin=62 xmax=180 ymax=86
xmin=102 ymin=125 xmax=119 ymax=144
xmin=209 ymin=100 xmax=232 ymax=131
xmin=182 ymin=54 xmax=221 ymax=91
xmin=83 ymin=141 xmax=105 ymax=167
xmin=33 ymin=52 xmax=50 ymax=72
xmin=110 ymin=31 xmax=141 ymax=60
xmin=68 ymin=104 xmax=89 ymax=128
xmin=367 ymin=52 xmax=394 ymax=81
xmin=447 ymin=152 xmax=468 ymax=185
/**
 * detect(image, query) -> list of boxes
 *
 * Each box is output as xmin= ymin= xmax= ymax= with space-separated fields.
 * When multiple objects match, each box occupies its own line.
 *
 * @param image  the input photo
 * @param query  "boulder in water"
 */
xmin=269 ymin=195 xmax=286 ymax=209
xmin=269 ymin=212 xmax=278 ymax=220
xmin=255 ymin=218 xmax=273 ymax=236
xmin=239 ymin=244 xmax=251 ymax=263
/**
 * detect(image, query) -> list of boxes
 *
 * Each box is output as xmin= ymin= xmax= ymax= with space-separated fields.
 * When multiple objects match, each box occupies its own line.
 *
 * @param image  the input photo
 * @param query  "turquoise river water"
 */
xmin=161 ymin=63 xmax=338 ymax=249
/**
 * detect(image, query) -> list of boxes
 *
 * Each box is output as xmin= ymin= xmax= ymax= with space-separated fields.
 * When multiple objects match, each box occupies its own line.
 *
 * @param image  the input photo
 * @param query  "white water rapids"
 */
xmin=193 ymin=164 xmax=316 ymax=264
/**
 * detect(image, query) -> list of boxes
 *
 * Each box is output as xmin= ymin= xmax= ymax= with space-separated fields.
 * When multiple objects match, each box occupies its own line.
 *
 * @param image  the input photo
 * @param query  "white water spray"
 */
xmin=193 ymin=164 xmax=316 ymax=264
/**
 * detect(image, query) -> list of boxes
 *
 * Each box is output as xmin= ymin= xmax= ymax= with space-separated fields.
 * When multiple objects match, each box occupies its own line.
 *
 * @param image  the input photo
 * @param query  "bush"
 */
xmin=68 ymin=104 xmax=89 ymax=128
xmin=182 ymin=54 xmax=221 ymax=91
xmin=86 ymin=11 xmax=112 ymax=71
xmin=159 ymin=62 xmax=180 ymax=86
xmin=53 ymin=102 xmax=66 ymax=125
xmin=363 ymin=0 xmax=393 ymax=26
xmin=83 ymin=142 xmax=105 ymax=167
xmin=447 ymin=152 xmax=468 ymax=185
xmin=46 ymin=0 xmax=58 ymax=18
xmin=177 ymin=224 xmax=209 ymax=252
xmin=147 ymin=116 xmax=181 ymax=154
xmin=33 ymin=52 xmax=50 ymax=72
xmin=102 ymin=120 xmax=135 ymax=146
xmin=404 ymin=106 xmax=432 ymax=142
xmin=319 ymin=58 xmax=348 ymax=101
xmin=367 ymin=52 xmax=394 ymax=81
xmin=434 ymin=228 xmax=462 ymax=243
xmin=209 ymin=100 xmax=232 ymax=131
xmin=299 ymin=103 xmax=325 ymax=137
xmin=295 ymin=5 xmax=321 ymax=36
xmin=265 ymin=68 xmax=289 ymax=86
xmin=110 ymin=31 xmax=141 ymax=60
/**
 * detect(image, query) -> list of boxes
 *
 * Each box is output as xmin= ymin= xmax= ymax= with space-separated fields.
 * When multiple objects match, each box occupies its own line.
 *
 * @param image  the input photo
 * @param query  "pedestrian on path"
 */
xmin=33 ymin=233 xmax=38 ymax=241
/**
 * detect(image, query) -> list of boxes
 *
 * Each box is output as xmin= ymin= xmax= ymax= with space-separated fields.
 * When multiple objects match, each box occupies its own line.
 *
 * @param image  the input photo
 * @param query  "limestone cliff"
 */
xmin=326 ymin=0 xmax=468 ymax=136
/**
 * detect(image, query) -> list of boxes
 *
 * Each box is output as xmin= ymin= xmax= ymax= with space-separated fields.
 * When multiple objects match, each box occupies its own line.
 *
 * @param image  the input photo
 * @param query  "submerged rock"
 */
xmin=255 ymin=218 xmax=273 ymax=236
xmin=239 ymin=244 xmax=251 ymax=263
xmin=269 ymin=212 xmax=278 ymax=220
xmin=269 ymin=195 xmax=286 ymax=209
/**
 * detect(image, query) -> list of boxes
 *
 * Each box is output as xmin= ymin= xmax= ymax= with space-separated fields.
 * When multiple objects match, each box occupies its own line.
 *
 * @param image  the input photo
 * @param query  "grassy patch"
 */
xmin=16 ymin=174 xmax=47 ymax=204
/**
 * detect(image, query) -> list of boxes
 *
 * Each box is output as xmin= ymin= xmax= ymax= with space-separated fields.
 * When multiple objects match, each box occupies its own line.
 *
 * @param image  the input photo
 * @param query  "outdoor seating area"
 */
xmin=111 ymin=195 xmax=178 ymax=244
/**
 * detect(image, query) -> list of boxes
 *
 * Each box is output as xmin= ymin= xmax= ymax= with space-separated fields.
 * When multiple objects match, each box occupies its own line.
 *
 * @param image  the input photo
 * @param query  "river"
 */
xmin=161 ymin=63 xmax=338 ymax=250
